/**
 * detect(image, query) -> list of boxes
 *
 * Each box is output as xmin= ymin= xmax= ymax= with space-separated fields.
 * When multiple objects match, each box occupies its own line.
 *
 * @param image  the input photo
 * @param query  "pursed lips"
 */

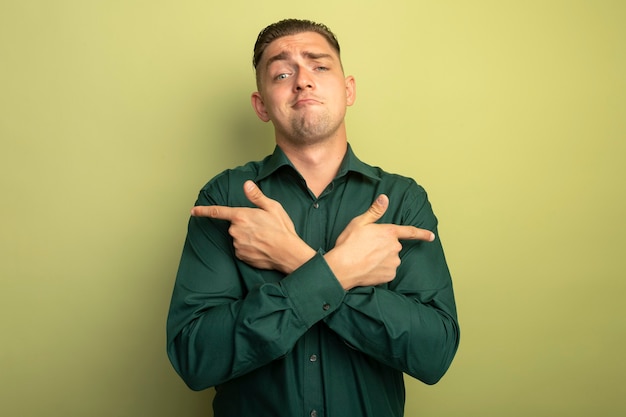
xmin=292 ymin=96 xmax=322 ymax=108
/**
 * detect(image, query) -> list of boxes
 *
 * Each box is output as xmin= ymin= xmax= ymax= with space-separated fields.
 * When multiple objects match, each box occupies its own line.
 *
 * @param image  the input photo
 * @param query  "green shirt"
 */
xmin=167 ymin=144 xmax=459 ymax=417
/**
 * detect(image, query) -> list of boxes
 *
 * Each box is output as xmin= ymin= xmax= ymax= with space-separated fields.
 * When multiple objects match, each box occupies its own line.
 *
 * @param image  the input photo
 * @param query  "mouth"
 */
xmin=292 ymin=96 xmax=322 ymax=108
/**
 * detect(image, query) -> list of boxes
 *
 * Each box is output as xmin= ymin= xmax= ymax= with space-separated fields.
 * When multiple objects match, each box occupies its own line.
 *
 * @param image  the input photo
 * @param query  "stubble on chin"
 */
xmin=288 ymin=111 xmax=336 ymax=144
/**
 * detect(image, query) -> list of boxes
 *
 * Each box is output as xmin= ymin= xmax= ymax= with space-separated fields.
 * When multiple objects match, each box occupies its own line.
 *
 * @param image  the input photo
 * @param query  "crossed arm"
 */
xmin=191 ymin=180 xmax=435 ymax=290
xmin=169 ymin=180 xmax=459 ymax=390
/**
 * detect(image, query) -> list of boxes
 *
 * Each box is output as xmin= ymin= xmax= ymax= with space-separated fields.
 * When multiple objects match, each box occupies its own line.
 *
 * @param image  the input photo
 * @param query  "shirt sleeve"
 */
xmin=323 ymin=182 xmax=460 ymax=385
xmin=166 ymin=175 xmax=345 ymax=391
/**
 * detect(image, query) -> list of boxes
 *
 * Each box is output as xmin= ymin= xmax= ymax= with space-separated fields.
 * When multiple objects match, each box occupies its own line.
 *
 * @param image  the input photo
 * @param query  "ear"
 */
xmin=251 ymin=92 xmax=271 ymax=122
xmin=345 ymin=75 xmax=356 ymax=106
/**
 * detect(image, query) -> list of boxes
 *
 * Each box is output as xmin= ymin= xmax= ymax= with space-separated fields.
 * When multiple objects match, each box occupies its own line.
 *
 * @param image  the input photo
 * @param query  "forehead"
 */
xmin=262 ymin=32 xmax=339 ymax=64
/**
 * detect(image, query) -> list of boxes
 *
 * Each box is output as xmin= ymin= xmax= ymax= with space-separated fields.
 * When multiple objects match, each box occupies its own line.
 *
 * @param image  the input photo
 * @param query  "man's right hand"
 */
xmin=191 ymin=180 xmax=316 ymax=274
xmin=324 ymin=194 xmax=435 ymax=290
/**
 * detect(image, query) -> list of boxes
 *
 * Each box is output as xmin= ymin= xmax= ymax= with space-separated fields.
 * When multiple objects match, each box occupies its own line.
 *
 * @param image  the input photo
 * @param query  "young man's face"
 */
xmin=251 ymin=31 xmax=356 ymax=146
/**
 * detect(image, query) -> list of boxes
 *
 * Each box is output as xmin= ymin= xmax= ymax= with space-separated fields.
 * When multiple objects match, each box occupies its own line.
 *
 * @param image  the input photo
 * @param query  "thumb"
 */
xmin=358 ymin=194 xmax=389 ymax=225
xmin=243 ymin=180 xmax=271 ymax=210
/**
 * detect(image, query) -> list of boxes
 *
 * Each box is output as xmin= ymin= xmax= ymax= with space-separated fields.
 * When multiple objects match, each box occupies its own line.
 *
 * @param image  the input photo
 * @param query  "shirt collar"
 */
xmin=255 ymin=143 xmax=381 ymax=183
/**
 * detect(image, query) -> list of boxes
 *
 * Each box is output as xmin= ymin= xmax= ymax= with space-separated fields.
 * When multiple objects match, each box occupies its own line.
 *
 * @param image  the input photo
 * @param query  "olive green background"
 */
xmin=1 ymin=1 xmax=624 ymax=416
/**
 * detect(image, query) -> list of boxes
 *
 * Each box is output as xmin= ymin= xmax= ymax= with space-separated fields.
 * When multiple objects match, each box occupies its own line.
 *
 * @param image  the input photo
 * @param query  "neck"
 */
xmin=277 ymin=137 xmax=348 ymax=197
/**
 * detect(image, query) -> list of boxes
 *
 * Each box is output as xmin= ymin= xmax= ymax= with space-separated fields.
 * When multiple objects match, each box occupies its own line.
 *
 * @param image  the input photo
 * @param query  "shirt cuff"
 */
xmin=280 ymin=251 xmax=345 ymax=328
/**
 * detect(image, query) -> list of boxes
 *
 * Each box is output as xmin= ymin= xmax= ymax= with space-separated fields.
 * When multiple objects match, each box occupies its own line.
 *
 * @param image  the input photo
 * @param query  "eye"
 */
xmin=275 ymin=73 xmax=290 ymax=80
xmin=315 ymin=66 xmax=329 ymax=72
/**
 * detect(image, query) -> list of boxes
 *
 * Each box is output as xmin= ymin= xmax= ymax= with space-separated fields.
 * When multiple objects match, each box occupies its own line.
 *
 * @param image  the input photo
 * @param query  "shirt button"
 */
xmin=322 ymin=303 xmax=330 ymax=311
xmin=310 ymin=410 xmax=318 ymax=417
xmin=309 ymin=354 xmax=318 ymax=362
xmin=313 ymin=202 xmax=319 ymax=209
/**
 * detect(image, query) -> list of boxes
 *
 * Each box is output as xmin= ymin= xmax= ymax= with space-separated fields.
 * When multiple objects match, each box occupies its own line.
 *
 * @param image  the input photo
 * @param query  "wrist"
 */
xmin=323 ymin=249 xmax=357 ymax=290
xmin=279 ymin=239 xmax=316 ymax=275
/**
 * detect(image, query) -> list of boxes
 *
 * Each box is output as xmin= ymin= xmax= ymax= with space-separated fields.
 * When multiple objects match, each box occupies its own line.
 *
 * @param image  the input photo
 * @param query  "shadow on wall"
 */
xmin=209 ymin=86 xmax=275 ymax=168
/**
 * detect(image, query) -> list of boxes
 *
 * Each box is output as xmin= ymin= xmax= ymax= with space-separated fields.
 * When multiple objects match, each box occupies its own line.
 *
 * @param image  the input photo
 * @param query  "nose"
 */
xmin=294 ymin=68 xmax=314 ymax=91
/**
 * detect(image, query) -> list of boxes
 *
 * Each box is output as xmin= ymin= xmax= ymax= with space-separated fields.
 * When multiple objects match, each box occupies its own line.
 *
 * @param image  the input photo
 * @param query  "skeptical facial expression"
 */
xmin=252 ymin=32 xmax=356 ymax=145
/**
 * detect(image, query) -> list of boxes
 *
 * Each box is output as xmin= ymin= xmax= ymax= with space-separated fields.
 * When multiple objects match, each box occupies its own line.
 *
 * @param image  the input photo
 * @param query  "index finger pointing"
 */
xmin=191 ymin=205 xmax=236 ymax=221
xmin=392 ymin=225 xmax=435 ymax=242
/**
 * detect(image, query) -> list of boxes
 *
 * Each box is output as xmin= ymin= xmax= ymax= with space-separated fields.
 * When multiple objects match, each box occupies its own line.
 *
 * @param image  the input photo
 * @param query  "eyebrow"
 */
xmin=265 ymin=51 xmax=334 ymax=70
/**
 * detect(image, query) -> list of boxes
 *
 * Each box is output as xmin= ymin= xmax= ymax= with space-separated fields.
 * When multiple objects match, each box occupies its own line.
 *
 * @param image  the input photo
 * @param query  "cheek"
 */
xmin=263 ymin=89 xmax=289 ymax=110
xmin=331 ymin=79 xmax=349 ymax=100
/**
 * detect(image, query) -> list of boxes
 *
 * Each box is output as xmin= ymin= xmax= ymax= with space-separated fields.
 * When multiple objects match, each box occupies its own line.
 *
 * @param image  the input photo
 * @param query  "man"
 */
xmin=167 ymin=19 xmax=459 ymax=417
